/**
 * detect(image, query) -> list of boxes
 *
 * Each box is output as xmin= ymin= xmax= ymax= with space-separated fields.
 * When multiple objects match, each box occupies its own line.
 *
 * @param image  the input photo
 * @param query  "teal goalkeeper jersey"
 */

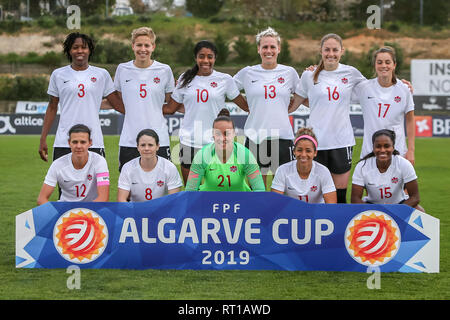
xmin=185 ymin=142 xmax=265 ymax=191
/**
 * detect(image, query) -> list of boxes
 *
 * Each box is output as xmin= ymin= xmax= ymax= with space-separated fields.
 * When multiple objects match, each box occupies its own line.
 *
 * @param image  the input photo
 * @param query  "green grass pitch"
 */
xmin=0 ymin=135 xmax=448 ymax=299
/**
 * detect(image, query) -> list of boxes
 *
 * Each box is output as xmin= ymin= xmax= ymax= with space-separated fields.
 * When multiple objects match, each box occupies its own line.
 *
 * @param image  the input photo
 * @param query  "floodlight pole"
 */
xmin=380 ymin=0 xmax=384 ymax=25
xmin=106 ymin=0 xmax=109 ymax=17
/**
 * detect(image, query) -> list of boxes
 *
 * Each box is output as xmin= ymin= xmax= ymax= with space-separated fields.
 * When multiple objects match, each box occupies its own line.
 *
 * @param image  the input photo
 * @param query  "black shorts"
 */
xmin=314 ymin=146 xmax=353 ymax=174
xmin=53 ymin=147 xmax=105 ymax=161
xmin=245 ymin=138 xmax=294 ymax=175
xmin=119 ymin=146 xmax=171 ymax=172
xmin=179 ymin=143 xmax=202 ymax=169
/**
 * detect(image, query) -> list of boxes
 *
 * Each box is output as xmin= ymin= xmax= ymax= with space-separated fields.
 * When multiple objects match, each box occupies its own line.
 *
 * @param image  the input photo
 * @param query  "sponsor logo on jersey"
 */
xmin=154 ymin=77 xmax=160 ymax=84
xmin=310 ymin=185 xmax=317 ymax=192
xmin=91 ymin=77 xmax=97 ymax=83
xmin=277 ymin=77 xmax=285 ymax=84
xmin=394 ymin=96 xmax=401 ymax=103
xmin=391 ymin=177 xmax=399 ymax=184
xmin=53 ymin=209 xmax=108 ymax=264
xmin=87 ymin=174 xmax=93 ymax=181
xmin=157 ymin=180 xmax=164 ymax=187
xmin=345 ymin=210 xmax=400 ymax=266
xmin=210 ymin=81 xmax=218 ymax=88
xmin=230 ymin=165 xmax=237 ymax=173
xmin=341 ymin=77 xmax=348 ymax=84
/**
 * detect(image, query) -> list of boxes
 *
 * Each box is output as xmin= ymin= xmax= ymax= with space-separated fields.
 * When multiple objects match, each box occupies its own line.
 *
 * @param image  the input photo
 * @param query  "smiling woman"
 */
xmin=114 ymin=27 xmax=176 ymax=172
xmin=38 ymin=32 xmax=125 ymax=165
xmin=233 ymin=27 xmax=301 ymax=189
xmin=163 ymin=40 xmax=249 ymax=184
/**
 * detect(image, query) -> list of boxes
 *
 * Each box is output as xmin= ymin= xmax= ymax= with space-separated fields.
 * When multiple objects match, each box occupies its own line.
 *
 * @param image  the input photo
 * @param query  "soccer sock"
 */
xmin=336 ymin=188 xmax=347 ymax=203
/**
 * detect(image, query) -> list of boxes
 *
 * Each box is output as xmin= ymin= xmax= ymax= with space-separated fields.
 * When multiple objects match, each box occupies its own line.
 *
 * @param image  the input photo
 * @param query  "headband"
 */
xmin=294 ymin=135 xmax=318 ymax=149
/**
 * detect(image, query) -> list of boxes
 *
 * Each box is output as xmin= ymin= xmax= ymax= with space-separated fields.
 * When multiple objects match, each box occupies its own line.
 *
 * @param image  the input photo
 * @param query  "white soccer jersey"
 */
xmin=47 ymin=65 xmax=115 ymax=148
xmin=171 ymin=70 xmax=240 ymax=148
xmin=352 ymin=155 xmax=417 ymax=204
xmin=44 ymin=151 xmax=110 ymax=202
xmin=353 ymin=79 xmax=414 ymax=158
xmin=271 ymin=160 xmax=336 ymax=203
xmin=114 ymin=60 xmax=175 ymax=147
xmin=296 ymin=64 xmax=366 ymax=150
xmin=233 ymin=64 xmax=300 ymax=143
xmin=118 ymin=156 xmax=183 ymax=202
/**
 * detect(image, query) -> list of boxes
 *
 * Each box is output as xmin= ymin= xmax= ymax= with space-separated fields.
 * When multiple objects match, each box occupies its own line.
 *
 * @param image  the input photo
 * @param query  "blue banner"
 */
xmin=16 ymin=192 xmax=439 ymax=272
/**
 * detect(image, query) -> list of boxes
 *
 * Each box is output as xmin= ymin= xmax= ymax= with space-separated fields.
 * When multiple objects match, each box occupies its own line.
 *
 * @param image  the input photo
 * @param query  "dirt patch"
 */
xmin=0 ymin=32 xmax=449 ymax=64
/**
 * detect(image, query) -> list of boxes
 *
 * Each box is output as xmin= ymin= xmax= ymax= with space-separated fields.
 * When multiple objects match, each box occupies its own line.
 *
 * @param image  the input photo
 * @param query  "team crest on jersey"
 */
xmin=310 ymin=185 xmax=317 ymax=192
xmin=230 ymin=166 xmax=237 ymax=173
xmin=157 ymin=180 xmax=164 ymax=187
xmin=210 ymin=81 xmax=218 ymax=88
xmin=391 ymin=177 xmax=399 ymax=184
xmin=153 ymin=77 xmax=160 ymax=84
xmin=345 ymin=210 xmax=400 ymax=267
xmin=87 ymin=174 xmax=92 ymax=181
xmin=91 ymin=77 xmax=97 ymax=83
xmin=277 ymin=77 xmax=285 ymax=84
xmin=394 ymin=96 xmax=401 ymax=103
xmin=53 ymin=208 xmax=108 ymax=264
xmin=341 ymin=77 xmax=348 ymax=84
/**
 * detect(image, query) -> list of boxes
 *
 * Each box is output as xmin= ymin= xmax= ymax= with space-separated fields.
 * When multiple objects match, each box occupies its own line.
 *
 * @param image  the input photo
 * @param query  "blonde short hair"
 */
xmin=131 ymin=27 xmax=156 ymax=44
xmin=255 ymin=27 xmax=281 ymax=46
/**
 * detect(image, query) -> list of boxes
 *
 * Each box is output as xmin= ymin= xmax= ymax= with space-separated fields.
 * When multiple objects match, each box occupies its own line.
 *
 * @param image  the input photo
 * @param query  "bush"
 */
xmin=0 ymin=76 xmax=48 ymax=100
xmin=37 ymin=16 xmax=56 ymax=29
xmin=91 ymin=39 xmax=134 ymax=64
xmin=214 ymin=34 xmax=229 ymax=65
xmin=232 ymin=35 xmax=259 ymax=64
xmin=176 ymin=38 xmax=196 ymax=66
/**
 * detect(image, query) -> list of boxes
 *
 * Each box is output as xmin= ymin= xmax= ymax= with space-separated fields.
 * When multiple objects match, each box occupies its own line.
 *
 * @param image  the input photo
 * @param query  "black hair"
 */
xmin=63 ymin=32 xmax=95 ymax=62
xmin=179 ymin=40 xmax=217 ymax=88
xmin=136 ymin=129 xmax=160 ymax=146
xmin=213 ymin=108 xmax=234 ymax=128
xmin=360 ymin=129 xmax=400 ymax=164
xmin=68 ymin=124 xmax=91 ymax=139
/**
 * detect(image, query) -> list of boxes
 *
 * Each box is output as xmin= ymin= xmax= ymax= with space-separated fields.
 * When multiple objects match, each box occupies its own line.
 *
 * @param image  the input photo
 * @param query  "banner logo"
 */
xmin=345 ymin=211 xmax=400 ymax=266
xmin=53 ymin=208 xmax=108 ymax=264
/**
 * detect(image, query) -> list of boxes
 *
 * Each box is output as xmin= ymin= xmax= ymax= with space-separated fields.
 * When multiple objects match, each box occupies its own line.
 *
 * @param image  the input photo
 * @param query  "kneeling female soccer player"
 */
xmin=185 ymin=109 xmax=265 ymax=191
xmin=37 ymin=124 xmax=110 ymax=204
xmin=351 ymin=129 xmax=424 ymax=211
xmin=271 ymin=127 xmax=337 ymax=203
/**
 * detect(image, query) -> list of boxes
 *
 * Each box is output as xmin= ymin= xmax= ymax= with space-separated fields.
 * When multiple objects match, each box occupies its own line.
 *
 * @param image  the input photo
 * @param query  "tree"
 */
xmin=186 ymin=0 xmax=224 ymax=18
xmin=214 ymin=34 xmax=229 ymax=65
xmin=392 ymin=0 xmax=448 ymax=25
xmin=70 ymin=0 xmax=116 ymax=17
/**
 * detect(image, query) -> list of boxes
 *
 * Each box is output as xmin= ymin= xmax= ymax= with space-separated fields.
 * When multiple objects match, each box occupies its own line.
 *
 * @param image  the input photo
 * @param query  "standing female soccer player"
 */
xmin=271 ymin=127 xmax=336 ymax=203
xmin=351 ymin=129 xmax=423 ymax=211
xmin=233 ymin=27 xmax=301 ymax=187
xmin=289 ymin=33 xmax=366 ymax=203
xmin=115 ymin=27 xmax=175 ymax=171
xmin=39 ymin=32 xmax=124 ymax=162
xmin=185 ymin=109 xmax=265 ymax=192
xmin=353 ymin=46 xmax=415 ymax=164
xmin=37 ymin=124 xmax=110 ymax=205
xmin=163 ymin=40 xmax=248 ymax=184
xmin=117 ymin=129 xmax=182 ymax=202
